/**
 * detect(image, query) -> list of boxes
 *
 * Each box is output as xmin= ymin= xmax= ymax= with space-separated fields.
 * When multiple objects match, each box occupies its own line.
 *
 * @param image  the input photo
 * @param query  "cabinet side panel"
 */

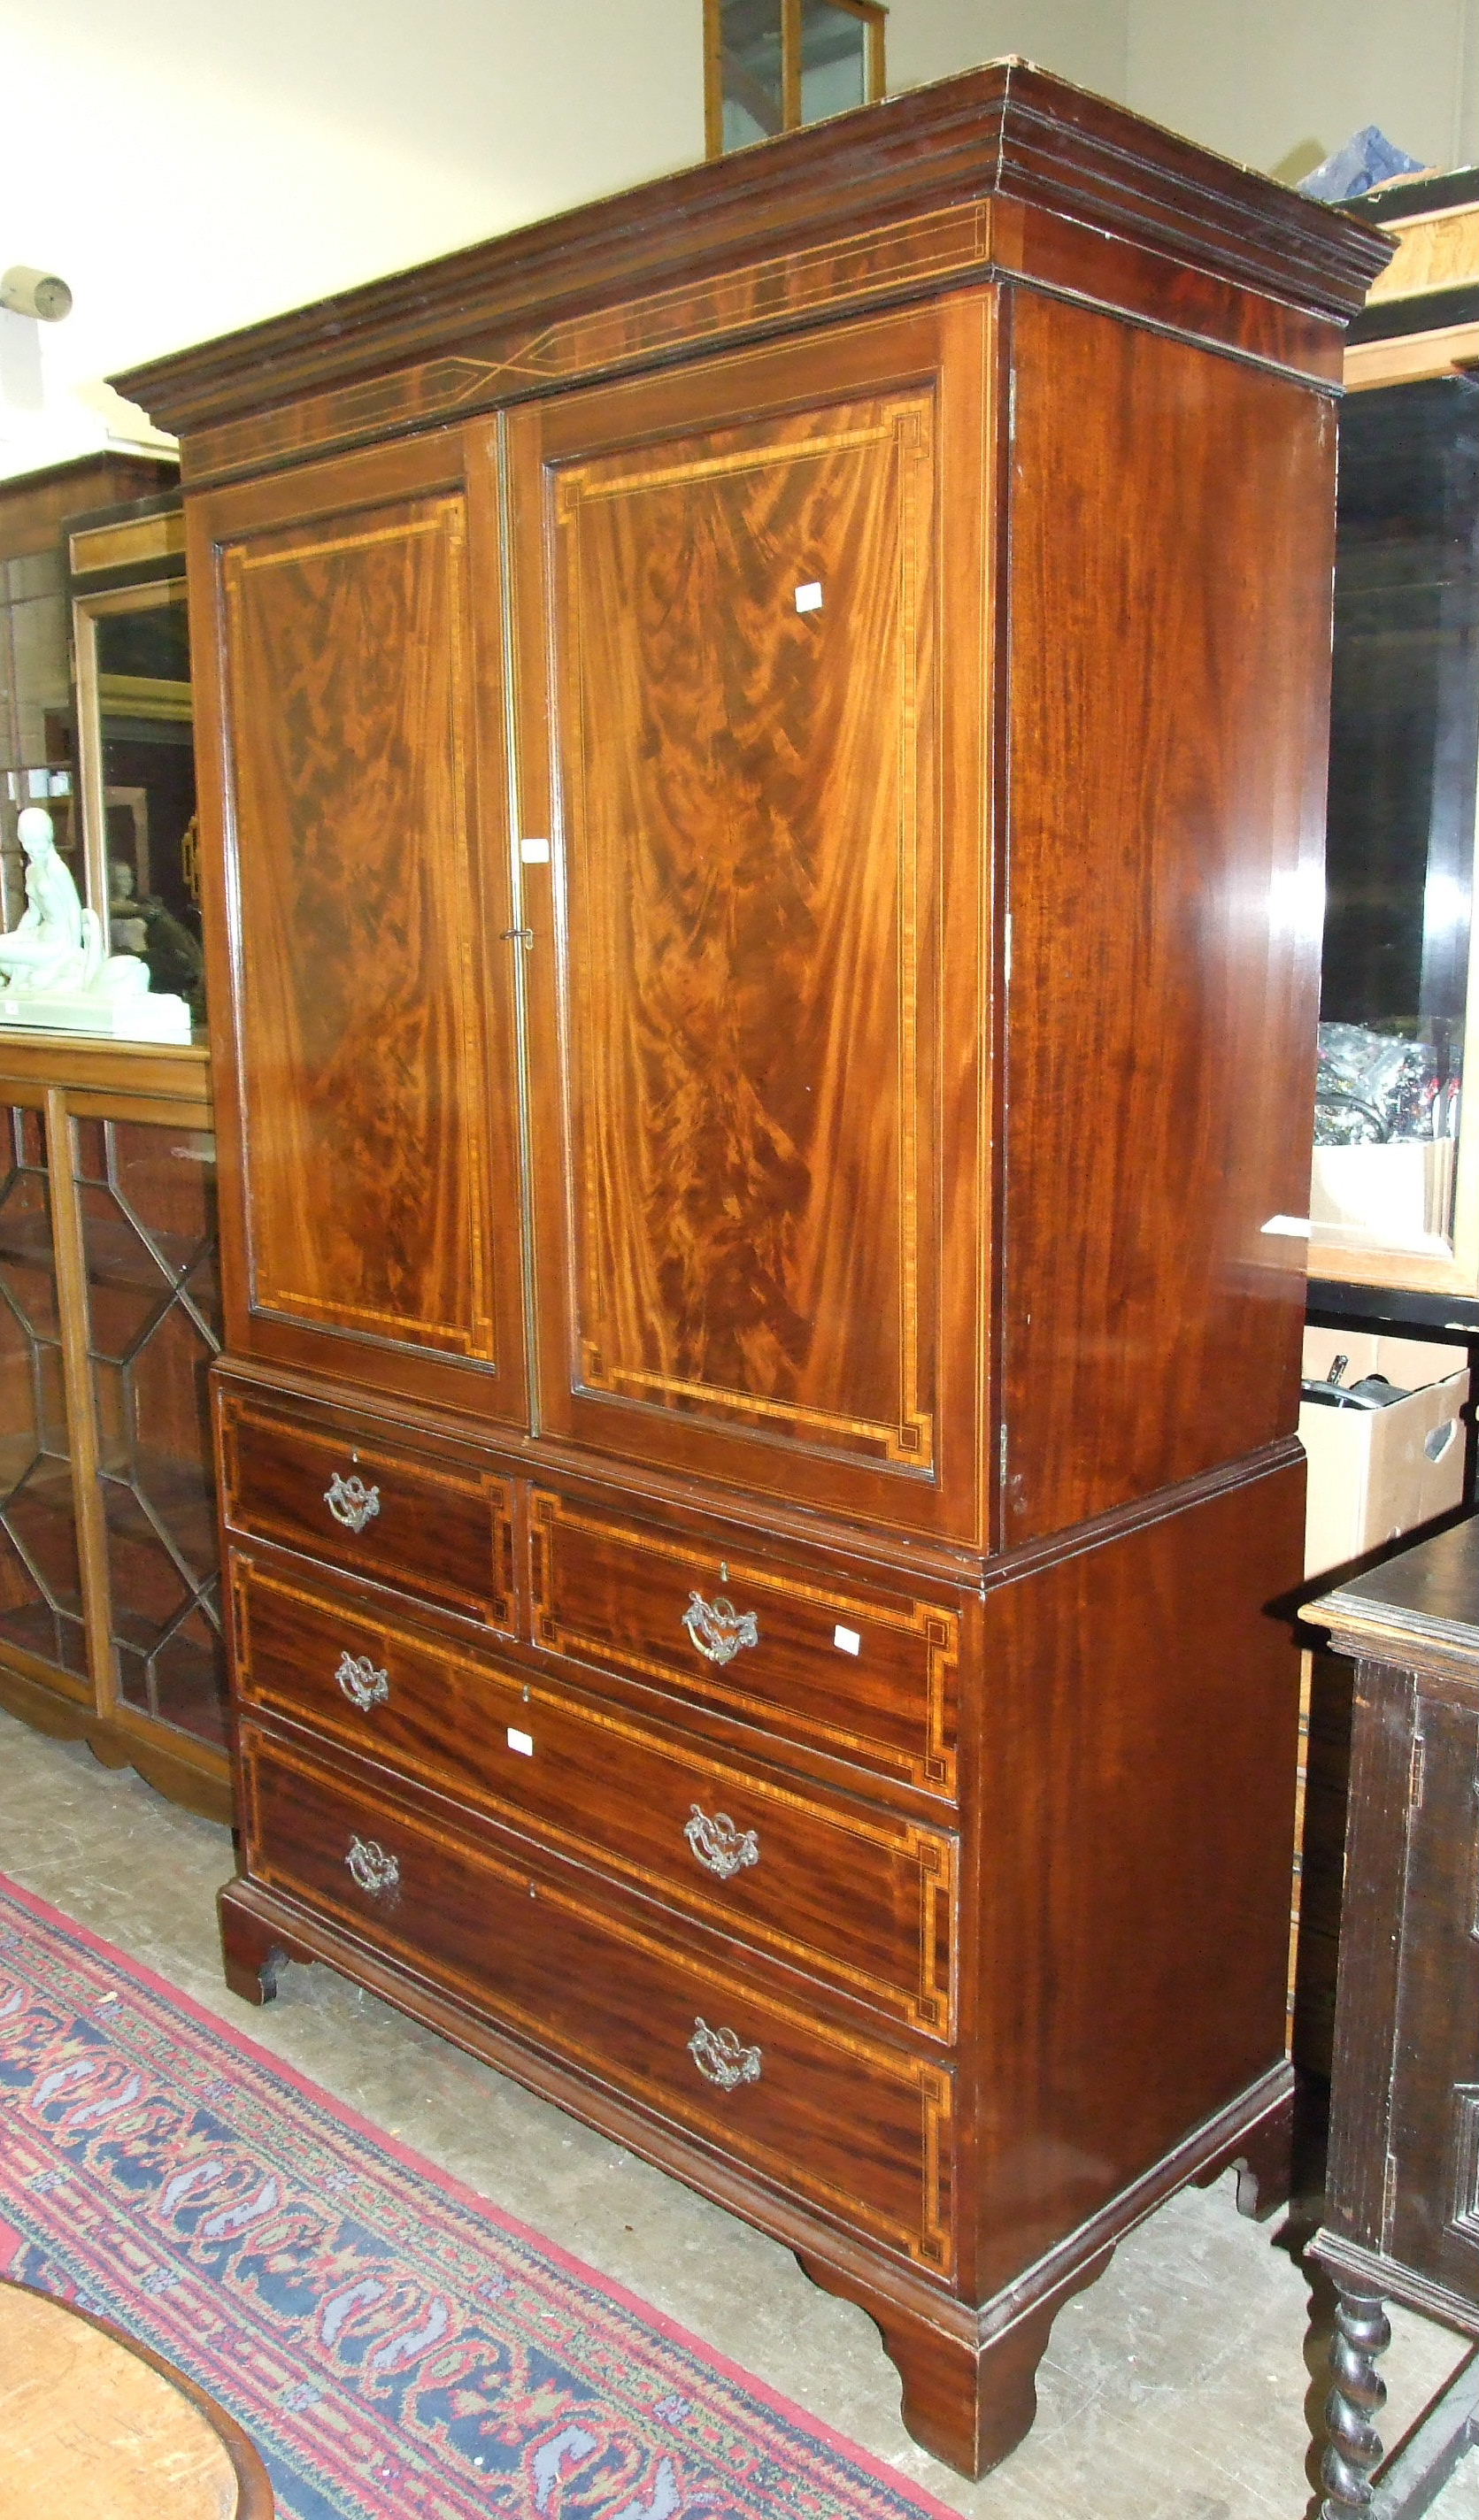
xmin=974 ymin=1461 xmax=1305 ymax=2293
xmin=1001 ymin=292 xmax=1331 ymax=1543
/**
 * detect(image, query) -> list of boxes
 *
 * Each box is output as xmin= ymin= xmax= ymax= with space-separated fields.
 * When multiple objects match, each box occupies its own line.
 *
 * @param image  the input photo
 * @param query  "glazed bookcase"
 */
xmin=0 ymin=1032 xmax=227 ymax=1819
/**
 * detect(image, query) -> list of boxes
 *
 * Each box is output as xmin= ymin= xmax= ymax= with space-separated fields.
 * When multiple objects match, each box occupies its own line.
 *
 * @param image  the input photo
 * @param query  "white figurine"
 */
xmin=0 ymin=807 xmax=191 ymax=1043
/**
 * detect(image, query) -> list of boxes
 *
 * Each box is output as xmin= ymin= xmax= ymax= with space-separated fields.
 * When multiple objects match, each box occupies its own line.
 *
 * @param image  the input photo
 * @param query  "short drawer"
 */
xmin=231 ymin=1548 xmax=958 ymax=2038
xmin=218 ymin=1390 xmax=516 ymax=1630
xmin=530 ymin=1488 xmax=959 ymax=1799
xmin=240 ymin=1727 xmax=954 ymax=2274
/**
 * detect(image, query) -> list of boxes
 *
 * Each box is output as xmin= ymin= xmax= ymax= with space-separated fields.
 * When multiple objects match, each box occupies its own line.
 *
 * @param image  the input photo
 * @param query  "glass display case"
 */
xmin=705 ymin=0 xmax=885 ymax=157
xmin=69 ymin=498 xmax=205 ymax=1027
xmin=0 ymin=1033 xmax=227 ymax=1818
xmin=0 ymin=467 xmax=221 ymax=1817
xmin=1311 ymin=170 xmax=1479 ymax=1313
xmin=0 ymin=453 xmax=176 ymax=970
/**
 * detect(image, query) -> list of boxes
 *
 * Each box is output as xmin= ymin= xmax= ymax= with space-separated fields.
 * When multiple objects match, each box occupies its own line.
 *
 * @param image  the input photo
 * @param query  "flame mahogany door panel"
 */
xmin=189 ymin=430 xmax=527 ymax=1423
xmin=507 ymin=298 xmax=994 ymax=1537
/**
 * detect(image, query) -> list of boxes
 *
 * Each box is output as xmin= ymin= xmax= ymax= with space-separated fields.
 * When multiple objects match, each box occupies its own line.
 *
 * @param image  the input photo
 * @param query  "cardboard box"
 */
xmin=1299 ymin=1328 xmax=1467 ymax=1579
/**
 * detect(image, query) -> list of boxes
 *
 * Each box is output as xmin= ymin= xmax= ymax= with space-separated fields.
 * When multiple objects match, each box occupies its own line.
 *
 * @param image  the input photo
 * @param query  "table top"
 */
xmin=0 ymin=2280 xmax=273 ymax=2518
xmin=1308 ymin=1511 xmax=1479 ymax=1670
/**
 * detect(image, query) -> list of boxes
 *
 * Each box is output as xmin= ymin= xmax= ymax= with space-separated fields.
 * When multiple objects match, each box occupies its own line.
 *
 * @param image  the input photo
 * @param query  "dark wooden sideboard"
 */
xmin=112 ymin=65 xmax=1389 ymax=2478
xmin=1308 ymin=1518 xmax=1479 ymax=2517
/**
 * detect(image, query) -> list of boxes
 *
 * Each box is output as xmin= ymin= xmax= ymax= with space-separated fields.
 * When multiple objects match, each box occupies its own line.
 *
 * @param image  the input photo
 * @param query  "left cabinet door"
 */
xmin=189 ymin=430 xmax=528 ymax=1422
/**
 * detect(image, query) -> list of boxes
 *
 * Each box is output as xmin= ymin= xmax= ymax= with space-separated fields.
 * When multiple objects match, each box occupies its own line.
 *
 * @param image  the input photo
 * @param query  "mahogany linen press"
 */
xmin=114 ymin=65 xmax=1388 ymax=2477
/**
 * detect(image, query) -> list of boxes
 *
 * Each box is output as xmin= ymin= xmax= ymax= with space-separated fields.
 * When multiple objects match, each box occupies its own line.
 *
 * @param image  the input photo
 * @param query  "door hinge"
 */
xmin=1410 ymin=1726 xmax=1426 ymax=1814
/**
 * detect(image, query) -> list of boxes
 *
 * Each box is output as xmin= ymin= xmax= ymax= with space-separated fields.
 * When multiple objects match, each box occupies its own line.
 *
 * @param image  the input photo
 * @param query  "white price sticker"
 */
xmin=833 ymin=1625 xmax=861 ymax=1656
xmin=506 ymin=1727 xmax=535 ymax=1756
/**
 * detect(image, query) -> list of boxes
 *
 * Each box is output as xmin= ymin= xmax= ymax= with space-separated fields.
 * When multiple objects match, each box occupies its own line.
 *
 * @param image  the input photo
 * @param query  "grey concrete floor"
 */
xmin=1 ymin=1702 xmax=1477 ymax=2520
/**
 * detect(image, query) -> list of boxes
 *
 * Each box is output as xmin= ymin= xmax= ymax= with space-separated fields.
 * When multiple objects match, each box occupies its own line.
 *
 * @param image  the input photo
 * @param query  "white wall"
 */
xmin=1126 ymin=0 xmax=1479 ymax=182
xmin=887 ymin=0 xmax=1479 ymax=181
xmin=887 ymin=0 xmax=1128 ymax=102
xmin=0 ymin=0 xmax=704 ymax=479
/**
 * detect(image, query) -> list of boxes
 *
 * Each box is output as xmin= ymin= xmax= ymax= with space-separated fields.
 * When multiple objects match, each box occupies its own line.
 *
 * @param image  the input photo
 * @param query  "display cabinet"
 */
xmin=705 ymin=0 xmax=887 ymax=158
xmin=0 ymin=453 xmax=177 ymax=940
xmin=0 ymin=465 xmax=221 ymax=1815
xmin=68 ymin=496 xmax=206 ymax=1026
xmin=0 ymin=1013 xmax=226 ymax=1816
xmin=0 ymin=458 xmax=221 ymax=1806
xmin=1311 ymin=172 xmax=1479 ymax=1321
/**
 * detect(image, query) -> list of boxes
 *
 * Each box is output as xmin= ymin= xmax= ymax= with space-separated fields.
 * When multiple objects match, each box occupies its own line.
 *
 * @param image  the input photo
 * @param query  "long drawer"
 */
xmin=219 ymin=1389 xmax=517 ymax=1631
xmin=230 ymin=1547 xmax=957 ymax=2038
xmin=239 ymin=1727 xmax=954 ymax=2273
xmin=529 ymin=1487 xmax=960 ymax=1800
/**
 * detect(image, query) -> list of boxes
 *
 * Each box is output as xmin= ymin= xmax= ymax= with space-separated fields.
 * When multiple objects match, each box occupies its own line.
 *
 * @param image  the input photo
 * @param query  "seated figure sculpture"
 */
xmin=0 ymin=807 xmax=189 ymax=1041
xmin=0 ymin=806 xmax=102 ymax=992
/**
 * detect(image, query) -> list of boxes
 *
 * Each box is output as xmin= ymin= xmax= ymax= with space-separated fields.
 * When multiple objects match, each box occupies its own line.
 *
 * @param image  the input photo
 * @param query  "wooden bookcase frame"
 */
xmin=0 ymin=1033 xmax=228 ymax=1822
xmin=704 ymin=0 xmax=886 ymax=159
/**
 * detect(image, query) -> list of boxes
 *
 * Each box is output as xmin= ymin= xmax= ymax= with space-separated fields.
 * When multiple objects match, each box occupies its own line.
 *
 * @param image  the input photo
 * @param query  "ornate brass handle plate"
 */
xmin=688 ymin=2017 xmax=762 ymax=2091
xmin=684 ymin=1803 xmax=759 ymax=1880
xmin=335 ymin=1651 xmax=389 ymax=1713
xmin=682 ymin=1591 xmax=759 ymax=1666
xmin=325 ymin=1470 xmax=381 ymax=1533
xmin=345 ymin=1834 xmax=399 ymax=1896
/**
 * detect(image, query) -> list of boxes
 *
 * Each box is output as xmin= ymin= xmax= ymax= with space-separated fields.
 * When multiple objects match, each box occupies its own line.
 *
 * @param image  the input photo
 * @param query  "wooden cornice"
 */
xmin=114 ymin=59 xmax=1390 ymax=442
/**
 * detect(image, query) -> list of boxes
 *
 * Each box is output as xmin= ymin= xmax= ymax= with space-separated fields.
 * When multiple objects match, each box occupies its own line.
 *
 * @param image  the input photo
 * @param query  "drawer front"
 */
xmin=240 ymin=1730 xmax=954 ymax=2272
xmin=530 ymin=1489 xmax=959 ymax=1799
xmin=219 ymin=1391 xmax=516 ymax=1630
xmin=231 ymin=1548 xmax=957 ymax=2038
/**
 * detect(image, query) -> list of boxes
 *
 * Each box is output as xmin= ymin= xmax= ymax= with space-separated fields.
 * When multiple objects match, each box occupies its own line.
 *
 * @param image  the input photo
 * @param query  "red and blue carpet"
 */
xmin=0 ymin=1872 xmax=955 ymax=2519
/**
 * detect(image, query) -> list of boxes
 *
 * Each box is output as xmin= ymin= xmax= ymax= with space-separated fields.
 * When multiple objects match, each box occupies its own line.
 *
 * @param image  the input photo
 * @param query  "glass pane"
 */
xmin=94 ymin=589 xmax=205 ymax=1024
xmin=79 ymin=1115 xmax=226 ymax=1746
xmin=0 ymin=1105 xmax=88 ymax=1679
xmin=720 ymin=0 xmax=783 ymax=148
xmin=800 ymin=0 xmax=867 ymax=124
xmin=0 ymin=551 xmax=70 ymax=773
xmin=1316 ymin=374 xmax=1479 ymax=1258
xmin=0 ymin=545 xmax=78 ymax=929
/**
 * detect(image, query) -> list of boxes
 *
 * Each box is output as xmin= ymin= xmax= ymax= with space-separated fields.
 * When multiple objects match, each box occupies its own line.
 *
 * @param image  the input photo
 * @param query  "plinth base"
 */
xmin=0 ymin=989 xmax=191 ymax=1043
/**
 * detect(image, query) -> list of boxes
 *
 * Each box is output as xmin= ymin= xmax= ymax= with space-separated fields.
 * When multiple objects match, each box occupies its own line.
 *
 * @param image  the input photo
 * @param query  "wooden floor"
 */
xmin=0 ymin=2281 xmax=254 ymax=2518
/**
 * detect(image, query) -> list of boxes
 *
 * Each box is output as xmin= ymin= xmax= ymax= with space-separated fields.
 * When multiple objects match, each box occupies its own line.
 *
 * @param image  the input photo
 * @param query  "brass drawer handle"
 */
xmin=682 ymin=1591 xmax=759 ymax=1666
xmin=325 ymin=1470 xmax=381 ymax=1533
xmin=684 ymin=1803 xmax=759 ymax=1880
xmin=345 ymin=1834 xmax=399 ymax=1896
xmin=335 ymin=1651 xmax=389 ymax=1713
xmin=688 ymin=2017 xmax=762 ymax=2091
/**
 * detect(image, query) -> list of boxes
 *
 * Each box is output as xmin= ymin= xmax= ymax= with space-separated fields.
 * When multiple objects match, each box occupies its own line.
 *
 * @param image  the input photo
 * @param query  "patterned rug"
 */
xmin=0 ymin=1871 xmax=957 ymax=2519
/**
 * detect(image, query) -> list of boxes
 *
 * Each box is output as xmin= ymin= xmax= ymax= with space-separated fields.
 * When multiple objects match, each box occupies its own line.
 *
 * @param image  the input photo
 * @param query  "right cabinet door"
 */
xmin=507 ymin=296 xmax=994 ymax=1539
xmin=189 ymin=428 xmax=528 ymax=1424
